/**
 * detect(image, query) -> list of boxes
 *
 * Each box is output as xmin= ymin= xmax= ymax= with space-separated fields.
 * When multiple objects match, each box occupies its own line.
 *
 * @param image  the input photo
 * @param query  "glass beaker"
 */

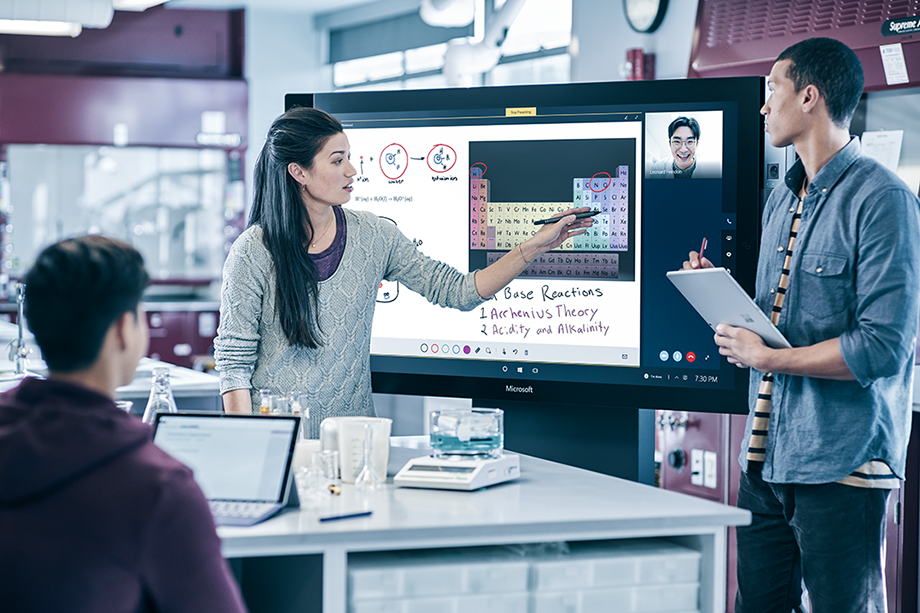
xmin=270 ymin=394 xmax=289 ymax=415
xmin=429 ymin=408 xmax=504 ymax=458
xmin=294 ymin=449 xmax=339 ymax=503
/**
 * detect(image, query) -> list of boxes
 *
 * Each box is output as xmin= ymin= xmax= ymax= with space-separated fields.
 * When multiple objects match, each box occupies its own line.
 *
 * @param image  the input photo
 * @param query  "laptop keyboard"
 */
xmin=209 ymin=500 xmax=279 ymax=519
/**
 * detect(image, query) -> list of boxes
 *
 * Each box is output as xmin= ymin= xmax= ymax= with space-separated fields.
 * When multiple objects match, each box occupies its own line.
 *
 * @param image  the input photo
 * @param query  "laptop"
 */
xmin=153 ymin=412 xmax=301 ymax=526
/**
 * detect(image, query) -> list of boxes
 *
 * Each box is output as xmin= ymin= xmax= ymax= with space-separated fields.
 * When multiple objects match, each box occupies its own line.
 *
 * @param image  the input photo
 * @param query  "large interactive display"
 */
xmin=287 ymin=76 xmax=765 ymax=415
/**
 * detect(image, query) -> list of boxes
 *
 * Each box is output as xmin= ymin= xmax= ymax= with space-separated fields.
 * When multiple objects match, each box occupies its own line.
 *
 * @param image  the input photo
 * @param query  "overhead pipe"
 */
xmin=420 ymin=0 xmax=475 ymax=28
xmin=441 ymin=0 xmax=528 ymax=87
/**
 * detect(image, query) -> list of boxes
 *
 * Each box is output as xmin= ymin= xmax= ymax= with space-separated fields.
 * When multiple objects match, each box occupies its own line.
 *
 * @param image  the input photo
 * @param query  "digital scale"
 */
xmin=393 ymin=453 xmax=521 ymax=491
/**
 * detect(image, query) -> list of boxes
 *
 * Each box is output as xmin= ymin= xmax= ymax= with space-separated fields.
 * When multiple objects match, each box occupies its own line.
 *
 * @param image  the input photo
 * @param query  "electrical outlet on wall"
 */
xmin=690 ymin=449 xmax=704 ymax=486
xmin=703 ymin=450 xmax=717 ymax=489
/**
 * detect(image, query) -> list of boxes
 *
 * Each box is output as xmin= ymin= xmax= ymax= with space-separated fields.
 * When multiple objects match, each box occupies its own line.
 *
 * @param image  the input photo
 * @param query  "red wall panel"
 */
xmin=0 ymin=73 xmax=247 ymax=148
xmin=690 ymin=0 xmax=920 ymax=92
xmin=0 ymin=5 xmax=244 ymax=78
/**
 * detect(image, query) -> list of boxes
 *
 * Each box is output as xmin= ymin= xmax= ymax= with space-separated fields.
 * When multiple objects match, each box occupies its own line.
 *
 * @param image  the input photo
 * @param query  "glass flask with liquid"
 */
xmin=259 ymin=389 xmax=271 ymax=415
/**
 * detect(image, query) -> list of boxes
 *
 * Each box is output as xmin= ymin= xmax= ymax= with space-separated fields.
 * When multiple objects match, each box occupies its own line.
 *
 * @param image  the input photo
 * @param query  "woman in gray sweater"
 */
xmin=214 ymin=108 xmax=590 ymax=435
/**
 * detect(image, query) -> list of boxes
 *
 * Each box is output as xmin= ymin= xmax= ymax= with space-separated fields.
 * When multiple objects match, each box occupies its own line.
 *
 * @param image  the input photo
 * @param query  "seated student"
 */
xmin=0 ymin=236 xmax=247 ymax=613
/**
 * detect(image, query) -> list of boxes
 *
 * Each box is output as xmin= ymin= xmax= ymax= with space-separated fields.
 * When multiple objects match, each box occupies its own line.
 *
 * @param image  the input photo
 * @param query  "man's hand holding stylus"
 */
xmin=681 ymin=251 xmax=714 ymax=270
xmin=680 ymin=244 xmax=758 ymax=368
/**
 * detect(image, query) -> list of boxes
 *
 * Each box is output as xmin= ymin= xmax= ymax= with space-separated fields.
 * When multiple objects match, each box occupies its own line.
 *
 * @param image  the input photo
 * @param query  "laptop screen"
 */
xmin=153 ymin=413 xmax=299 ymax=503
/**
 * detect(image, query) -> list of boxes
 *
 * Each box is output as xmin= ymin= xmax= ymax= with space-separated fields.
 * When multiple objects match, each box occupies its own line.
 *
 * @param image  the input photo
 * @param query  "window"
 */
xmin=332 ymin=0 xmax=571 ymax=91
xmin=4 ymin=145 xmax=232 ymax=280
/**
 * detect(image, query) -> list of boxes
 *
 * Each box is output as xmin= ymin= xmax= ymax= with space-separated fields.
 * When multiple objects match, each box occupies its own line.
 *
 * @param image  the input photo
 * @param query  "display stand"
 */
xmin=486 ymin=399 xmax=657 ymax=484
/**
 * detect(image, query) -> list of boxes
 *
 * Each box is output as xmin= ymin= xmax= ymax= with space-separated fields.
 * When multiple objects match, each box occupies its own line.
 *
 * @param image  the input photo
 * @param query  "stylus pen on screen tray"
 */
xmin=533 ymin=210 xmax=601 ymax=225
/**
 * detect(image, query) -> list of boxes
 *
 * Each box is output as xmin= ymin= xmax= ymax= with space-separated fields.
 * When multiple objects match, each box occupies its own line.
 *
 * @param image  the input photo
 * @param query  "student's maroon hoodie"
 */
xmin=0 ymin=377 xmax=247 ymax=613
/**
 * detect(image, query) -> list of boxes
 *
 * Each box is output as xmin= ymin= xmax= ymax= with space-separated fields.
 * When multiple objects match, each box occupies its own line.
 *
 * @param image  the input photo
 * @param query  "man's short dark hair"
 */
xmin=777 ymin=37 xmax=864 ymax=129
xmin=668 ymin=117 xmax=700 ymax=140
xmin=24 ymin=235 xmax=149 ymax=372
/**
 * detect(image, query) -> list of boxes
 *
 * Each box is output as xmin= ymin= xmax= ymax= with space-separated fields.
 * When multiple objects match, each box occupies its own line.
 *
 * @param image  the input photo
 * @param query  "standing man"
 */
xmin=687 ymin=38 xmax=920 ymax=611
xmin=0 ymin=236 xmax=247 ymax=612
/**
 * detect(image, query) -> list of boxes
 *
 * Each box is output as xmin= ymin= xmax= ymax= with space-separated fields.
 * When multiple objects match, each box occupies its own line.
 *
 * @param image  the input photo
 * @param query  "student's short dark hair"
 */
xmin=668 ymin=117 xmax=700 ymax=140
xmin=777 ymin=37 xmax=864 ymax=128
xmin=24 ymin=235 xmax=149 ymax=372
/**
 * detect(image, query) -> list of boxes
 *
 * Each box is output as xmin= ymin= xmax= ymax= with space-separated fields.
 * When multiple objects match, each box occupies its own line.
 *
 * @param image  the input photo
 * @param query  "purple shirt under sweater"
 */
xmin=311 ymin=205 xmax=347 ymax=280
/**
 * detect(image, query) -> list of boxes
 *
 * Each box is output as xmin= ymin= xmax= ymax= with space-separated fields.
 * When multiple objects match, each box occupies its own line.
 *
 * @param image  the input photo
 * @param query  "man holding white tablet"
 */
xmin=684 ymin=38 xmax=920 ymax=612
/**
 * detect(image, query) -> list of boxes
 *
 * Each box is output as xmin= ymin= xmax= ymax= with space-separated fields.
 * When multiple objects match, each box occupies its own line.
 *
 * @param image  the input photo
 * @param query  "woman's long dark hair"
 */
xmin=248 ymin=107 xmax=344 ymax=348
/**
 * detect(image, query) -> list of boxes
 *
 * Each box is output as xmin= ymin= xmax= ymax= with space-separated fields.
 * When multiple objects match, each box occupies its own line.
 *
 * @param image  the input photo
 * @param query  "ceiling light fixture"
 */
xmin=0 ymin=0 xmax=114 ymax=36
xmin=112 ymin=0 xmax=169 ymax=11
xmin=0 ymin=18 xmax=82 ymax=37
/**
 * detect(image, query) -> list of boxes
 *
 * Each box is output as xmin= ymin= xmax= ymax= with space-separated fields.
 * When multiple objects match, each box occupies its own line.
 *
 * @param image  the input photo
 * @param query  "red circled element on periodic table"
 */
xmin=380 ymin=143 xmax=408 ymax=180
xmin=469 ymin=162 xmax=488 ymax=179
xmin=589 ymin=171 xmax=612 ymax=193
xmin=427 ymin=144 xmax=457 ymax=173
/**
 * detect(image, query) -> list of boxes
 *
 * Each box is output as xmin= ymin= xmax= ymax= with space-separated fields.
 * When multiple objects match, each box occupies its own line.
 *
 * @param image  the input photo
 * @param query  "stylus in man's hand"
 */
xmin=533 ymin=210 xmax=601 ymax=226
xmin=699 ymin=237 xmax=708 ymax=261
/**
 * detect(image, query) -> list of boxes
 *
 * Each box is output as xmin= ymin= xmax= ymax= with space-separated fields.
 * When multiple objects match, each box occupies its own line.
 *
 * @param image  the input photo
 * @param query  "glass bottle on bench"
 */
xmin=142 ymin=366 xmax=179 ymax=424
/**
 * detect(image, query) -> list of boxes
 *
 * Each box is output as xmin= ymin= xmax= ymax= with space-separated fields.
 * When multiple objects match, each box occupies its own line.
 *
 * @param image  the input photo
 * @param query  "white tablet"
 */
xmin=666 ymin=267 xmax=792 ymax=349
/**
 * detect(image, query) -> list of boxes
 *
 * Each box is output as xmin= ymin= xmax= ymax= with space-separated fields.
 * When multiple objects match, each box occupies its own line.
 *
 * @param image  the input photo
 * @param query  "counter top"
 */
xmin=142 ymin=301 xmax=220 ymax=312
xmin=220 ymin=445 xmax=751 ymax=613
xmin=117 ymin=357 xmax=219 ymax=399
xmin=0 ymin=357 xmax=220 ymax=401
xmin=219 ymin=446 xmax=751 ymax=558
xmin=0 ymin=299 xmax=221 ymax=312
xmin=0 ymin=320 xmax=219 ymax=399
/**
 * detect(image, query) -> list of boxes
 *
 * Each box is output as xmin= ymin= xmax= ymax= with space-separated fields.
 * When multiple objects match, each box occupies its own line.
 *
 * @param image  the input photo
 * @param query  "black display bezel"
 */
xmin=287 ymin=76 xmax=765 ymax=415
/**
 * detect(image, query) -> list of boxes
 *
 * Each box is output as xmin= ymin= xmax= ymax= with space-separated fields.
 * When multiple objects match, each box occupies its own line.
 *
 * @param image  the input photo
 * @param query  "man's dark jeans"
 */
xmin=735 ymin=467 xmax=889 ymax=613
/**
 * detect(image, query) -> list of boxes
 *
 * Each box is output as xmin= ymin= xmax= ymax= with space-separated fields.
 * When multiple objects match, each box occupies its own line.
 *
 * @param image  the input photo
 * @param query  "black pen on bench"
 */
xmin=533 ymin=210 xmax=601 ymax=226
xmin=319 ymin=510 xmax=373 ymax=522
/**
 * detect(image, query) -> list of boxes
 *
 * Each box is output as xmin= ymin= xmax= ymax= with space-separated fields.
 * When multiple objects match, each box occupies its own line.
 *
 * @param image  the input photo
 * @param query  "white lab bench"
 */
xmin=0 ymin=320 xmax=221 ymax=411
xmin=219 ymin=443 xmax=751 ymax=613
xmin=114 ymin=357 xmax=221 ymax=412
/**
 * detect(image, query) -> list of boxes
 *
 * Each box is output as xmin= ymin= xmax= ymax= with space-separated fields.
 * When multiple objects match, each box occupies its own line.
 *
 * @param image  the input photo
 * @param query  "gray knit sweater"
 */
xmin=214 ymin=208 xmax=484 ymax=438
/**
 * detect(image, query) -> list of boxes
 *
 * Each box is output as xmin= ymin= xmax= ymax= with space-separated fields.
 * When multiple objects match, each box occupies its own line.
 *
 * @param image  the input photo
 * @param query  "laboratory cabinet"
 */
xmin=349 ymin=539 xmax=702 ymax=613
xmin=145 ymin=303 xmax=220 ymax=369
xmin=657 ymin=409 xmax=919 ymax=612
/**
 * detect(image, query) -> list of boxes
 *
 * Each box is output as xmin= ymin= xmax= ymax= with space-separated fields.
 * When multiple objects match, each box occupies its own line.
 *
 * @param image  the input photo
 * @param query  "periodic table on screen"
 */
xmin=470 ymin=165 xmax=629 ymax=279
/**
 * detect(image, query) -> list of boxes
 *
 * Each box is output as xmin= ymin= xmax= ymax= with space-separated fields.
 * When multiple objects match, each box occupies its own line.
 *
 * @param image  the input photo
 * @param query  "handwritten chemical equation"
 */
xmin=354 ymin=195 xmax=415 ymax=204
